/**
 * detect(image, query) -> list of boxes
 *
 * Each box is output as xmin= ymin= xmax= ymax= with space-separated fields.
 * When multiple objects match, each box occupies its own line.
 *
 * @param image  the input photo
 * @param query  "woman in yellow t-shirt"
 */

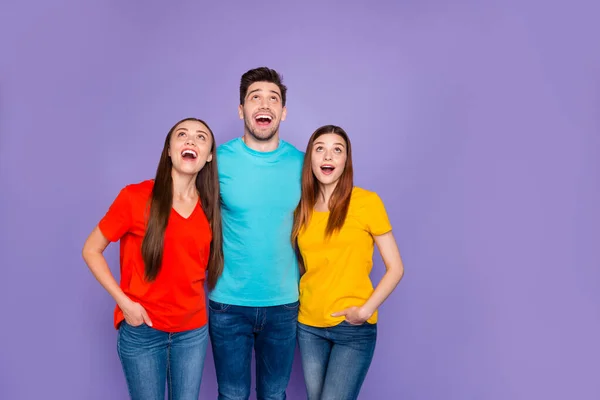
xmin=292 ymin=124 xmax=405 ymax=400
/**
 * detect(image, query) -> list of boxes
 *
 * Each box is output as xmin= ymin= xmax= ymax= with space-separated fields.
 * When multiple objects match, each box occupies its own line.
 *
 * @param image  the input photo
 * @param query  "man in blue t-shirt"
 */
xmin=208 ymin=67 xmax=304 ymax=400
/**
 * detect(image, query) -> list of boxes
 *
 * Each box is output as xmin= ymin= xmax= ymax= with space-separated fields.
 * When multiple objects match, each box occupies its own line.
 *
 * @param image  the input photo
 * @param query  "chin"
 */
xmin=316 ymin=176 xmax=338 ymax=186
xmin=175 ymin=165 xmax=202 ymax=176
xmin=251 ymin=130 xmax=277 ymax=141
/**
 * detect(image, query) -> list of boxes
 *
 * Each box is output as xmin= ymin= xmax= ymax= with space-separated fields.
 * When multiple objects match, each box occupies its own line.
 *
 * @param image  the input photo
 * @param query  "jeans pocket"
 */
xmin=282 ymin=300 xmax=300 ymax=310
xmin=208 ymin=300 xmax=231 ymax=313
xmin=120 ymin=320 xmax=147 ymax=329
xmin=340 ymin=320 xmax=368 ymax=327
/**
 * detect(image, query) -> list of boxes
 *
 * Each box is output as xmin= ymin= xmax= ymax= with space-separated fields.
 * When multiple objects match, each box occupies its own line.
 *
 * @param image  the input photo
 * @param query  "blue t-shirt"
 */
xmin=209 ymin=137 xmax=304 ymax=306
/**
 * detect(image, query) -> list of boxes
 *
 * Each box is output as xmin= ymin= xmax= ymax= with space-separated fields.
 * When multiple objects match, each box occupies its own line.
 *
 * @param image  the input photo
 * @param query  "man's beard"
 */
xmin=244 ymin=115 xmax=280 ymax=142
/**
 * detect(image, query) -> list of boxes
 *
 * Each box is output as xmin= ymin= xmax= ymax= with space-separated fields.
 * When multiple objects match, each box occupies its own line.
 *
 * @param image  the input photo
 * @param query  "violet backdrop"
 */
xmin=1 ymin=1 xmax=599 ymax=399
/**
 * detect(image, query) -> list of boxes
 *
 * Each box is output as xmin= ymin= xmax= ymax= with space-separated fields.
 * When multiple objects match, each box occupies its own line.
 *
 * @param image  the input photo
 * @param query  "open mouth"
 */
xmin=320 ymin=164 xmax=335 ymax=175
xmin=254 ymin=114 xmax=273 ymax=127
xmin=181 ymin=149 xmax=198 ymax=160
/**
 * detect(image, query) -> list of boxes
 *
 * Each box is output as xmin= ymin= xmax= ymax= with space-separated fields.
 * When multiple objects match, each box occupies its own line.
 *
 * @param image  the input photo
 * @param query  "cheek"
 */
xmin=169 ymin=138 xmax=181 ymax=152
xmin=203 ymin=146 xmax=213 ymax=161
xmin=335 ymin=155 xmax=347 ymax=173
xmin=311 ymin=158 xmax=321 ymax=174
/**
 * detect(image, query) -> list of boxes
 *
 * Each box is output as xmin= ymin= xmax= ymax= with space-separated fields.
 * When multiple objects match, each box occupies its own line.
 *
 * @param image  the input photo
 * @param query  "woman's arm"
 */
xmin=331 ymin=231 xmax=404 ymax=324
xmin=82 ymin=226 xmax=153 ymax=327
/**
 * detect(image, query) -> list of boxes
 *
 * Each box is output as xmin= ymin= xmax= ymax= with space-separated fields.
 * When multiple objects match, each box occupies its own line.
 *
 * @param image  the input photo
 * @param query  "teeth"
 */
xmin=182 ymin=150 xmax=197 ymax=157
xmin=256 ymin=115 xmax=272 ymax=120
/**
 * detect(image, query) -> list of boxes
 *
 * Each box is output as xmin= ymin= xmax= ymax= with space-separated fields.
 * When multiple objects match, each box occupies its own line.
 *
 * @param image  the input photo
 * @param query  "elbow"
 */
xmin=81 ymin=241 xmax=98 ymax=266
xmin=391 ymin=264 xmax=404 ymax=283
xmin=81 ymin=245 xmax=91 ymax=265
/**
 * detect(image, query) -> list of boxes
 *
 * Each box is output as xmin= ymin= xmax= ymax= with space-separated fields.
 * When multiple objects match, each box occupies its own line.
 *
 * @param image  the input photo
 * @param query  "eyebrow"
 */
xmin=176 ymin=127 xmax=209 ymax=135
xmin=314 ymin=141 xmax=345 ymax=147
xmin=247 ymin=88 xmax=281 ymax=99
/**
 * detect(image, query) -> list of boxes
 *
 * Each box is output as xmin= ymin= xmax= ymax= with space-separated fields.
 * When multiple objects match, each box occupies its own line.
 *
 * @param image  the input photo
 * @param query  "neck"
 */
xmin=171 ymin=170 xmax=198 ymax=200
xmin=242 ymin=131 xmax=280 ymax=152
xmin=318 ymin=181 xmax=338 ymax=206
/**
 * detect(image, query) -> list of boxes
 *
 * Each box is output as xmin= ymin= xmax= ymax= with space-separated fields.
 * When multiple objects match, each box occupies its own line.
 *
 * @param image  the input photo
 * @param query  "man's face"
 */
xmin=238 ymin=81 xmax=287 ymax=142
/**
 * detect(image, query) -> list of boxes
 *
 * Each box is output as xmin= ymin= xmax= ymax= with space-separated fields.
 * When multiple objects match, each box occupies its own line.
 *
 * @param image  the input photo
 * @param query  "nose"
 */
xmin=185 ymin=136 xmax=196 ymax=146
xmin=324 ymin=150 xmax=333 ymax=161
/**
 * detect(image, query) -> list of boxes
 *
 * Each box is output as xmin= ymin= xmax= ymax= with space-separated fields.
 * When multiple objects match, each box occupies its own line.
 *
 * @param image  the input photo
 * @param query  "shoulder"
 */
xmin=350 ymin=187 xmax=385 ymax=208
xmin=124 ymin=179 xmax=154 ymax=193
xmin=217 ymin=137 xmax=241 ymax=158
xmin=119 ymin=179 xmax=153 ymax=203
xmin=280 ymin=140 xmax=305 ymax=163
xmin=350 ymin=187 xmax=391 ymax=230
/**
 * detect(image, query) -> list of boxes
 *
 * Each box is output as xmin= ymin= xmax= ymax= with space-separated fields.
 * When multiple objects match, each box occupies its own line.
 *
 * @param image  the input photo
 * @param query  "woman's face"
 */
xmin=310 ymin=133 xmax=347 ymax=187
xmin=168 ymin=120 xmax=213 ymax=176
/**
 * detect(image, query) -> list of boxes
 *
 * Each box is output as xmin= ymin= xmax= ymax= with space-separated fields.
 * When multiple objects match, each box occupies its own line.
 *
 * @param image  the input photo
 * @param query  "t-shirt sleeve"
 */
xmin=365 ymin=192 xmax=392 ymax=236
xmin=98 ymin=186 xmax=133 ymax=242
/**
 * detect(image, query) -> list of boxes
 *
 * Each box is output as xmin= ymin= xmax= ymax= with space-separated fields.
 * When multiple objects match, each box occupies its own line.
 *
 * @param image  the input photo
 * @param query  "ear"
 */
xmin=207 ymin=152 xmax=213 ymax=162
xmin=281 ymin=106 xmax=287 ymax=122
xmin=168 ymin=147 xmax=171 ymax=157
xmin=238 ymin=104 xmax=244 ymax=120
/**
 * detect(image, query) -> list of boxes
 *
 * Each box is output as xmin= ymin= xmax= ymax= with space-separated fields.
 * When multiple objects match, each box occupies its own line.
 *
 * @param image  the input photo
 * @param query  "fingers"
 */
xmin=331 ymin=309 xmax=347 ymax=317
xmin=124 ymin=315 xmax=144 ymax=327
xmin=140 ymin=307 xmax=153 ymax=327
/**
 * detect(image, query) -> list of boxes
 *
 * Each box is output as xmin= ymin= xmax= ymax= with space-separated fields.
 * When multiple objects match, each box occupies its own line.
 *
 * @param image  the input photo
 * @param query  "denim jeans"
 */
xmin=208 ymin=300 xmax=299 ymax=400
xmin=297 ymin=321 xmax=377 ymax=400
xmin=117 ymin=321 xmax=209 ymax=400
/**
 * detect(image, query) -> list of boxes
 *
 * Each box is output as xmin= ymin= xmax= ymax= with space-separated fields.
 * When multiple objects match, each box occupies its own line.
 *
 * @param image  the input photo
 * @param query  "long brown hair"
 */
xmin=141 ymin=118 xmax=224 ymax=290
xmin=291 ymin=125 xmax=354 ymax=246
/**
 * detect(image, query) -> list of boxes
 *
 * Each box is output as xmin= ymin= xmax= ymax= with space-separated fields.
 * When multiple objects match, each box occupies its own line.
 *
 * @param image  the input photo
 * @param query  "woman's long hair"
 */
xmin=291 ymin=125 xmax=354 ymax=249
xmin=141 ymin=118 xmax=223 ymax=290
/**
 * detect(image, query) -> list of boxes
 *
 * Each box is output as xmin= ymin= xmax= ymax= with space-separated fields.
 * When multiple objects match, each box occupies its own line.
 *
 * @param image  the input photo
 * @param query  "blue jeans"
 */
xmin=297 ymin=321 xmax=377 ymax=400
xmin=208 ymin=300 xmax=299 ymax=400
xmin=117 ymin=321 xmax=209 ymax=400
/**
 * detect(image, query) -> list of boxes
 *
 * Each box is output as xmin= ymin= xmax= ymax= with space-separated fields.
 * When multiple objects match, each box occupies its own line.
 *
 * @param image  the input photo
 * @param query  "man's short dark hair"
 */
xmin=240 ymin=67 xmax=287 ymax=106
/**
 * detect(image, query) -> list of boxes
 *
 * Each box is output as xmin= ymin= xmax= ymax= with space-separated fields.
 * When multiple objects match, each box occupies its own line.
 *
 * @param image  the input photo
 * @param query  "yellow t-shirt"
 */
xmin=297 ymin=187 xmax=392 ymax=327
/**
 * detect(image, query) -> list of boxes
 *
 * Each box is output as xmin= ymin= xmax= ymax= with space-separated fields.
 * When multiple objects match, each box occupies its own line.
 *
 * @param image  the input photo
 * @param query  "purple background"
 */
xmin=1 ymin=1 xmax=599 ymax=399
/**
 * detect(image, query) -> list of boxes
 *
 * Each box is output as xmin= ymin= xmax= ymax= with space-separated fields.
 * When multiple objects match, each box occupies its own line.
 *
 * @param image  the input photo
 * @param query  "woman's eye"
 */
xmin=198 ymin=134 xmax=206 ymax=141
xmin=178 ymin=132 xmax=186 ymax=137
xmin=315 ymin=146 xmax=323 ymax=152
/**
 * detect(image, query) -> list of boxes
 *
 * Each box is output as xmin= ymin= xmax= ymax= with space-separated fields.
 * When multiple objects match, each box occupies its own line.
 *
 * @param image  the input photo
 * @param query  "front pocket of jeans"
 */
xmin=341 ymin=320 xmax=368 ymax=327
xmin=208 ymin=300 xmax=231 ymax=313
xmin=282 ymin=301 xmax=299 ymax=310
xmin=120 ymin=320 xmax=148 ymax=330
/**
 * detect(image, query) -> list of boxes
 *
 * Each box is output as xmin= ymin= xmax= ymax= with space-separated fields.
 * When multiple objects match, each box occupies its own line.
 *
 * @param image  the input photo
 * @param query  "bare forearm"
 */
xmin=361 ymin=268 xmax=404 ymax=317
xmin=83 ymin=251 xmax=130 ymax=309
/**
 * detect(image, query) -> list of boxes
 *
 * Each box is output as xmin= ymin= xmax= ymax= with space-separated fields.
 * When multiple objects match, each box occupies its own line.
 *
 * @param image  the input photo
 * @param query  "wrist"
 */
xmin=359 ymin=306 xmax=374 ymax=320
xmin=115 ymin=293 xmax=132 ymax=310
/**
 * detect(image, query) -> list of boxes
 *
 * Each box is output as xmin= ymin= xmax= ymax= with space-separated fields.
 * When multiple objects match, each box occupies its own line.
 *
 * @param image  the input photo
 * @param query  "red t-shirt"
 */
xmin=98 ymin=180 xmax=211 ymax=332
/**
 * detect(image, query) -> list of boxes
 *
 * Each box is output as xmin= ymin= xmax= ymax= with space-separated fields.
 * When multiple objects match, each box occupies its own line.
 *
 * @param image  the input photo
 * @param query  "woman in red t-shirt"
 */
xmin=82 ymin=118 xmax=223 ymax=400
